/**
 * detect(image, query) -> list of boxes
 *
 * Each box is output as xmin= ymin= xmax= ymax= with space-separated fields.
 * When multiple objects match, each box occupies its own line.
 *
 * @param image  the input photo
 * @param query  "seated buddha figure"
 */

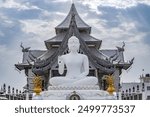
xmin=49 ymin=36 xmax=98 ymax=86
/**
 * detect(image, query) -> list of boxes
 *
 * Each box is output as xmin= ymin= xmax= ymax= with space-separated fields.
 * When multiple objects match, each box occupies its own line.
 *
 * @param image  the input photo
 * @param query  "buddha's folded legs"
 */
xmin=50 ymin=77 xmax=76 ymax=86
xmin=50 ymin=76 xmax=98 ymax=86
xmin=72 ymin=77 xmax=98 ymax=86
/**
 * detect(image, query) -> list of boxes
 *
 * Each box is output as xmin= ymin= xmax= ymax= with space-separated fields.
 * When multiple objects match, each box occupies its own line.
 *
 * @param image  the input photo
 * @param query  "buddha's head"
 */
xmin=68 ymin=36 xmax=80 ymax=53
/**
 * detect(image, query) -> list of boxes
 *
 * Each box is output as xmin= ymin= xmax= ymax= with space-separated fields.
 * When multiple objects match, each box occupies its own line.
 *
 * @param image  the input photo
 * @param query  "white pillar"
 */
xmin=26 ymin=92 xmax=29 ymax=100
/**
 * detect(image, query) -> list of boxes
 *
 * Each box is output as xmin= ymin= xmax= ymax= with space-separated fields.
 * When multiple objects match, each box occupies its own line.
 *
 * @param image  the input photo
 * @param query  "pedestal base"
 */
xmin=33 ymin=86 xmax=116 ymax=100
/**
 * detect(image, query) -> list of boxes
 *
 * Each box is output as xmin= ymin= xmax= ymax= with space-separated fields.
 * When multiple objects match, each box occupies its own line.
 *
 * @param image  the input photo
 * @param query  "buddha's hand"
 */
xmin=58 ymin=56 xmax=64 ymax=75
xmin=58 ymin=56 xmax=63 ymax=64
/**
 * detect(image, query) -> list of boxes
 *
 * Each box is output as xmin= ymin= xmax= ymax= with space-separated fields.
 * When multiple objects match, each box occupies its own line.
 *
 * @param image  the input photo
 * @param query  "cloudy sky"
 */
xmin=0 ymin=0 xmax=150 ymax=90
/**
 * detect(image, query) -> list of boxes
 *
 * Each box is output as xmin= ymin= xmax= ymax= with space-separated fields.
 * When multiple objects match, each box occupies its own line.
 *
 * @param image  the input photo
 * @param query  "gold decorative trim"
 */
xmin=105 ymin=75 xmax=115 ymax=95
xmin=33 ymin=75 xmax=42 ymax=95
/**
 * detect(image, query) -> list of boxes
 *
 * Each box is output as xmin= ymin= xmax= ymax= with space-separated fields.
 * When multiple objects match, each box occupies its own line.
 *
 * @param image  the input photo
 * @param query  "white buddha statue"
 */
xmin=49 ymin=36 xmax=98 ymax=86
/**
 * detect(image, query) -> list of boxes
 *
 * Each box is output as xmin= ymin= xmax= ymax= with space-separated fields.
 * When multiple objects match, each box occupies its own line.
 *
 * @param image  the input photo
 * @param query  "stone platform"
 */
xmin=33 ymin=86 xmax=116 ymax=100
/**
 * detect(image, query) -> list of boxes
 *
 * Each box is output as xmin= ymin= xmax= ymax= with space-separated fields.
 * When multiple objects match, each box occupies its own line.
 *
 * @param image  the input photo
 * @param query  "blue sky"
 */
xmin=0 ymin=0 xmax=150 ymax=90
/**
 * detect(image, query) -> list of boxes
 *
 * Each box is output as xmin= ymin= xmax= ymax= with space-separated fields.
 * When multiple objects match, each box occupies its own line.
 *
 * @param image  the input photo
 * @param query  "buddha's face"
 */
xmin=68 ymin=36 xmax=80 ymax=52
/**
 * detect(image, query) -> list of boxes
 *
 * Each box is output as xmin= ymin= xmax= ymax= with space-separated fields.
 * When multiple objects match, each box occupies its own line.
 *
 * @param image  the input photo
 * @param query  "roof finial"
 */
xmin=20 ymin=42 xmax=31 ymax=52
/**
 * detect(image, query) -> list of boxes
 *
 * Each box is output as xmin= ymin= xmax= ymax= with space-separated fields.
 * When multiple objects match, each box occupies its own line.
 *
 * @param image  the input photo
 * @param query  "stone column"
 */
xmin=113 ymin=68 xmax=120 ymax=92
xmin=27 ymin=69 xmax=35 ymax=93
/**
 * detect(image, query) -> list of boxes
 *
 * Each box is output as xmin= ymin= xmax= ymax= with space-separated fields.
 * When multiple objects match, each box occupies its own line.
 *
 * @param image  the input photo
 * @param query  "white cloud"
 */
xmin=85 ymin=10 xmax=146 ymax=48
xmin=51 ymin=0 xmax=71 ymax=3
xmin=0 ymin=0 xmax=41 ymax=10
xmin=0 ymin=12 xmax=14 ymax=27
xmin=90 ymin=21 xmax=139 ymax=46
xmin=42 ymin=10 xmax=66 ymax=17
xmin=138 ymin=0 xmax=150 ymax=5
xmin=19 ymin=19 xmax=58 ymax=45
xmin=79 ymin=0 xmax=150 ymax=14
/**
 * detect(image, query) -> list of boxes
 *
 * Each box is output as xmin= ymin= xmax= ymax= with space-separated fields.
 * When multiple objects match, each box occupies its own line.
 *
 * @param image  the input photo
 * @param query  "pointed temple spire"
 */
xmin=55 ymin=3 xmax=91 ymax=34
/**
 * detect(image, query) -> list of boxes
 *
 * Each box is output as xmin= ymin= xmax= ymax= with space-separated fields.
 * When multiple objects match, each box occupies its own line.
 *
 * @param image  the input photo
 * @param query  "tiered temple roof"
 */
xmin=55 ymin=3 xmax=91 ymax=34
